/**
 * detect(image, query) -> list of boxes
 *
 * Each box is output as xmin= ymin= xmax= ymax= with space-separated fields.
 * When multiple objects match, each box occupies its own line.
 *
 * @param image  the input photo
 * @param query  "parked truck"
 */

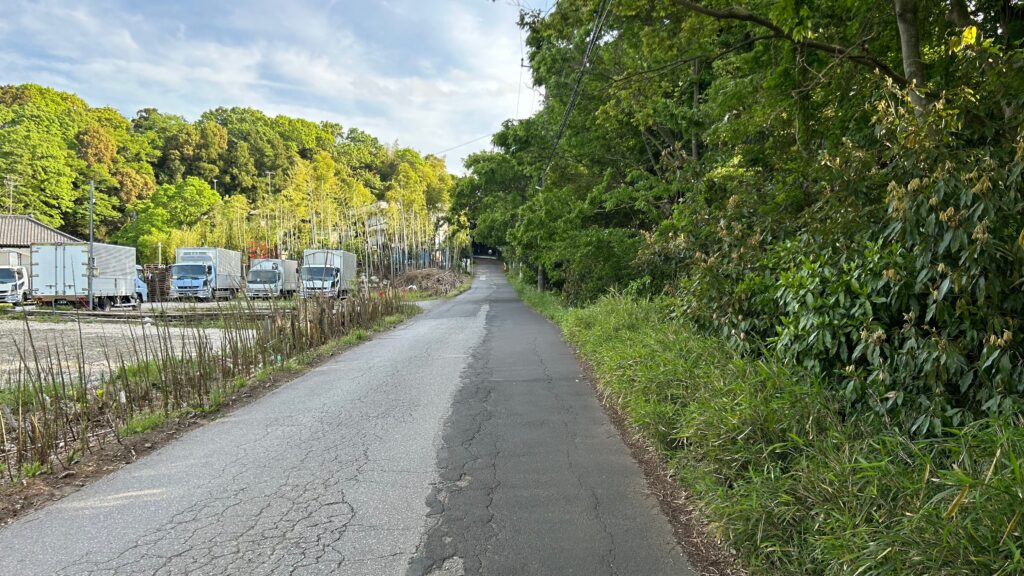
xmin=169 ymin=247 xmax=243 ymax=300
xmin=300 ymin=249 xmax=356 ymax=298
xmin=0 ymin=248 xmax=31 ymax=305
xmin=246 ymin=258 xmax=299 ymax=298
xmin=31 ymin=243 xmax=148 ymax=309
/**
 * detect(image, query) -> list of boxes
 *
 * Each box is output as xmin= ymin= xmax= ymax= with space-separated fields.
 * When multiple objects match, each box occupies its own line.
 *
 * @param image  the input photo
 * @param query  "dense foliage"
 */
xmin=455 ymin=0 xmax=1024 ymax=430
xmin=0 ymin=84 xmax=454 ymax=263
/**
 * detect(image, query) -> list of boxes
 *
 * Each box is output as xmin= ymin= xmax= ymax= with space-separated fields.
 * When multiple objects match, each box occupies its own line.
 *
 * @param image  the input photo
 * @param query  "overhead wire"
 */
xmin=542 ymin=0 xmax=612 ymax=177
xmin=431 ymin=133 xmax=494 ymax=156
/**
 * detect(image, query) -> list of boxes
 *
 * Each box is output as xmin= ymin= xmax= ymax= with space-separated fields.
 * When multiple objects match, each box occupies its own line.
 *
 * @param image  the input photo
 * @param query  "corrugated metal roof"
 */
xmin=0 ymin=215 xmax=81 ymax=248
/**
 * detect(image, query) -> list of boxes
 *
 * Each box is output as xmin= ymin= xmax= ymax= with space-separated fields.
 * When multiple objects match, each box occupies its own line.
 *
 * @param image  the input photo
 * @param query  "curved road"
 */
xmin=0 ymin=260 xmax=692 ymax=575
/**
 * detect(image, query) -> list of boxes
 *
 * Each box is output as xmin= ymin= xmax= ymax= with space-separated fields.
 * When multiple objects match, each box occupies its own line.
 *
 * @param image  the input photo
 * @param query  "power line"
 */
xmin=543 ymin=0 xmax=612 ymax=176
xmin=432 ymin=133 xmax=493 ymax=156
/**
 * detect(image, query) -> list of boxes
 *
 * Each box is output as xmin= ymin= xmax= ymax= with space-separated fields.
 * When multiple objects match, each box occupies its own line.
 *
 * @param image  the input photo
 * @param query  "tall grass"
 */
xmin=512 ymin=280 xmax=1024 ymax=575
xmin=0 ymin=291 xmax=410 ymax=482
xmin=508 ymin=275 xmax=568 ymax=323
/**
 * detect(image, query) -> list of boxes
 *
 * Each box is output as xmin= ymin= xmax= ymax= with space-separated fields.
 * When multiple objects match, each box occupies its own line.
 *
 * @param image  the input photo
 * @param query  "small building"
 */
xmin=0 ymin=215 xmax=81 ymax=248
xmin=0 ymin=215 xmax=82 ymax=265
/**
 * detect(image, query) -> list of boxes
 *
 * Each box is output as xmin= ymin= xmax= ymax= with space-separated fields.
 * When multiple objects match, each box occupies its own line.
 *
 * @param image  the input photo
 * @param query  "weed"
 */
xmin=19 ymin=462 xmax=44 ymax=478
xmin=119 ymin=411 xmax=167 ymax=436
xmin=508 ymin=276 xmax=570 ymax=324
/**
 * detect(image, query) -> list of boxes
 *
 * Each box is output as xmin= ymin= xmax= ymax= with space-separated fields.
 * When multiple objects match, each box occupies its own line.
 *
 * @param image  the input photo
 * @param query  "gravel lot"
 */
xmin=0 ymin=317 xmax=232 ymax=386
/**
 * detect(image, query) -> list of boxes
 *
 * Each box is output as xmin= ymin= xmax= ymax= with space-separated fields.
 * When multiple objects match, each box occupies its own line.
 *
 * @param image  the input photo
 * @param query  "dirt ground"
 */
xmin=0 ymin=318 xmax=233 ymax=386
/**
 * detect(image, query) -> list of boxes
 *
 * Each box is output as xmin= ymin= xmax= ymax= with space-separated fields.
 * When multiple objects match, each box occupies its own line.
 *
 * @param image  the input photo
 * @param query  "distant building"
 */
xmin=0 ymin=214 xmax=81 ymax=251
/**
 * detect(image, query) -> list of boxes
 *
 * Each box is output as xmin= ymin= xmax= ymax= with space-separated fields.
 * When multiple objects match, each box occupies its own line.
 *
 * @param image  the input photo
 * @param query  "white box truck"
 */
xmin=300 ymin=249 xmax=356 ymax=298
xmin=246 ymin=258 xmax=299 ymax=298
xmin=31 ymin=243 xmax=146 ymax=309
xmin=0 ymin=248 xmax=31 ymax=305
xmin=169 ymin=247 xmax=243 ymax=300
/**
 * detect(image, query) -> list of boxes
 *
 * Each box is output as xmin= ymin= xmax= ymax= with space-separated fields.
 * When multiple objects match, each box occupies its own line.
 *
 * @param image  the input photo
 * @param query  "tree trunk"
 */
xmin=894 ymin=0 xmax=928 ymax=111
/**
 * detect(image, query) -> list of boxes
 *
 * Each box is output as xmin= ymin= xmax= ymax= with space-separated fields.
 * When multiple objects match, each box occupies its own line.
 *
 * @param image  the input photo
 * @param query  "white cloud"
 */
xmin=0 ymin=0 xmax=541 ymax=173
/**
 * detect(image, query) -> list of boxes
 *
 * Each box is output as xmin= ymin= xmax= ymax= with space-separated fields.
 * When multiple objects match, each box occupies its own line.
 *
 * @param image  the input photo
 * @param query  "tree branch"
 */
xmin=673 ymin=0 xmax=910 ymax=86
xmin=609 ymin=34 xmax=772 ymax=88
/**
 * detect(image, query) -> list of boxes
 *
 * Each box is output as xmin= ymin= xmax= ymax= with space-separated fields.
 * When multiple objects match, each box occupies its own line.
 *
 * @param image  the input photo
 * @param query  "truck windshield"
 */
xmin=248 ymin=270 xmax=279 ymax=284
xmin=301 ymin=267 xmax=335 ymax=281
xmin=171 ymin=264 xmax=207 ymax=279
xmin=0 ymin=269 xmax=16 ymax=283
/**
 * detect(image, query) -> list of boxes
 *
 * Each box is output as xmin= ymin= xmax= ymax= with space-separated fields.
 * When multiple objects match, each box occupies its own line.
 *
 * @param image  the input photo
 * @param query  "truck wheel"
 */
xmin=97 ymin=297 xmax=111 ymax=311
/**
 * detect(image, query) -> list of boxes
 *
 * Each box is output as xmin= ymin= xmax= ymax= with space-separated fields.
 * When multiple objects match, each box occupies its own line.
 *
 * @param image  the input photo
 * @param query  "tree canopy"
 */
xmin=452 ymin=0 xmax=1024 ymax=430
xmin=0 ymin=84 xmax=454 ymax=264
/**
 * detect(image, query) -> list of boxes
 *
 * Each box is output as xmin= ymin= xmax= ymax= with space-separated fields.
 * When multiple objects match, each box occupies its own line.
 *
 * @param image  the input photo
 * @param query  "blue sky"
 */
xmin=0 ymin=0 xmax=548 ymax=173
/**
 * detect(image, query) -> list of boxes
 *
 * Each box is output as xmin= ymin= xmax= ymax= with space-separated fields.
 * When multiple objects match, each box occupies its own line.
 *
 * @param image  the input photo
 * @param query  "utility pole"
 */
xmin=158 ymin=242 xmax=163 ymax=267
xmin=88 ymin=179 xmax=95 ymax=310
xmin=537 ymin=172 xmax=546 ymax=291
xmin=4 ymin=175 xmax=17 ymax=215
xmin=400 ymin=203 xmax=408 ymax=273
xmin=212 ymin=177 xmax=218 ymax=194
xmin=264 ymin=171 xmax=274 ymax=256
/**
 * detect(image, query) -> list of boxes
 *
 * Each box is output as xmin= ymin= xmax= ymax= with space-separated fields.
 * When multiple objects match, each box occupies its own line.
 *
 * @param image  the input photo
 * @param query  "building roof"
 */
xmin=0 ymin=215 xmax=81 ymax=248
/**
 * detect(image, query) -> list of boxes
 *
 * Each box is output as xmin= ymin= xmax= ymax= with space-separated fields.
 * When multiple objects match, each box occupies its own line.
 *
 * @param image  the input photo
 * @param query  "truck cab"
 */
xmin=169 ymin=248 xmax=242 ymax=301
xmin=247 ymin=261 xmax=283 ymax=298
xmin=300 ymin=249 xmax=355 ymax=299
xmin=300 ymin=265 xmax=342 ymax=298
xmin=169 ymin=262 xmax=214 ymax=300
xmin=0 ymin=265 xmax=29 ymax=305
xmin=135 ymin=265 xmax=149 ymax=305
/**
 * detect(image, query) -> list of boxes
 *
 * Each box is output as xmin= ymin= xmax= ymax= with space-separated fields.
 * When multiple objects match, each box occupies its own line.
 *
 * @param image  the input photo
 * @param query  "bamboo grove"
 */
xmin=0 ymin=84 xmax=467 ymax=272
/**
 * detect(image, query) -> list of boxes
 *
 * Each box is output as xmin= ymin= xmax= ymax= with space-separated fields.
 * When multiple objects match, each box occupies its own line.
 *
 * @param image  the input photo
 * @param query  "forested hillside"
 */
xmin=457 ymin=0 xmax=1024 ymax=432
xmin=0 ymin=84 xmax=455 ymax=263
xmin=459 ymin=2 xmax=1024 ymax=572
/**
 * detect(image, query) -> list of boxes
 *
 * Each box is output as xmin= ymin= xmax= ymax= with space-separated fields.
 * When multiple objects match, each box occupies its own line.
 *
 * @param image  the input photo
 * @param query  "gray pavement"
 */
xmin=0 ymin=261 xmax=692 ymax=575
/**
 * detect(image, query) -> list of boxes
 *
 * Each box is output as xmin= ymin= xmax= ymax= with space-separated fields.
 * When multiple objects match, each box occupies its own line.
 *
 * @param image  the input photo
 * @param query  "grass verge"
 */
xmin=120 ymin=411 xmax=168 ymax=436
xmin=510 ymin=278 xmax=1024 ymax=575
xmin=508 ymin=275 xmax=567 ymax=323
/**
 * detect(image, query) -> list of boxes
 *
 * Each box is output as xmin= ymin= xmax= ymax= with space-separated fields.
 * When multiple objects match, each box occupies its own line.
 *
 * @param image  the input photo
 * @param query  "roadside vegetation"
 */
xmin=0 ymin=292 xmax=416 ymax=483
xmin=512 ymin=278 xmax=1023 ymax=574
xmin=459 ymin=2 xmax=1024 ymax=572
xmin=396 ymin=268 xmax=472 ymax=301
xmin=458 ymin=1 xmax=1024 ymax=435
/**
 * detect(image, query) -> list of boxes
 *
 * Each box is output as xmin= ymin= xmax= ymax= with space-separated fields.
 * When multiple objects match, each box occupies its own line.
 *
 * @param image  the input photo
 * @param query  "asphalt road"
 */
xmin=0 ymin=260 xmax=692 ymax=575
